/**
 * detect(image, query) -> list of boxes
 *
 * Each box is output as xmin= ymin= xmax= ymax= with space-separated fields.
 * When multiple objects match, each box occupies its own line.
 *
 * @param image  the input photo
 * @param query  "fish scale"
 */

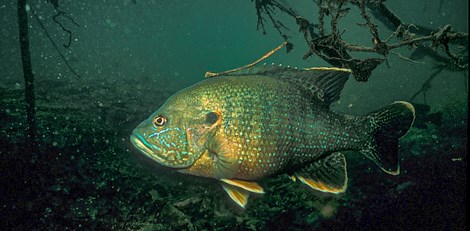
xmin=215 ymin=76 xmax=300 ymax=178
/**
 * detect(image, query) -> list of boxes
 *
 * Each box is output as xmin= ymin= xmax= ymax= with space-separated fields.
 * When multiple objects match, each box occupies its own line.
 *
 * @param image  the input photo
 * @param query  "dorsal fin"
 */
xmin=218 ymin=64 xmax=351 ymax=107
xmin=297 ymin=67 xmax=352 ymax=106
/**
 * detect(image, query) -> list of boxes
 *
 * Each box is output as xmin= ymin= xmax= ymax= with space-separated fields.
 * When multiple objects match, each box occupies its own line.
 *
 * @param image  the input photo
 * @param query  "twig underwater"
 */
xmin=251 ymin=0 xmax=468 ymax=82
xmin=15 ymin=0 xmax=81 ymax=152
xmin=32 ymin=11 xmax=81 ymax=78
xmin=18 ymin=0 xmax=37 ymax=151
xmin=47 ymin=0 xmax=80 ymax=48
xmin=205 ymin=42 xmax=289 ymax=78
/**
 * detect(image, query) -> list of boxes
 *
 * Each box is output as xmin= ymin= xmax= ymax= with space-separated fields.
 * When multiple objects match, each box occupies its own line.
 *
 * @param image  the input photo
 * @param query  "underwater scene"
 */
xmin=1 ymin=0 xmax=468 ymax=230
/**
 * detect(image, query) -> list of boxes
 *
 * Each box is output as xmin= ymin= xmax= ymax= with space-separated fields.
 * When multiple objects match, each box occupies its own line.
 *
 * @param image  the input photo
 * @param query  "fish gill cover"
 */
xmin=0 ymin=0 xmax=467 ymax=230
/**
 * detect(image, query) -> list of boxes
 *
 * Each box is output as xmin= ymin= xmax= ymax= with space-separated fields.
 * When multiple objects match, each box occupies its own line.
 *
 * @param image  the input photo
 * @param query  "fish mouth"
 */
xmin=130 ymin=134 xmax=168 ymax=165
xmin=130 ymin=133 xmax=194 ymax=169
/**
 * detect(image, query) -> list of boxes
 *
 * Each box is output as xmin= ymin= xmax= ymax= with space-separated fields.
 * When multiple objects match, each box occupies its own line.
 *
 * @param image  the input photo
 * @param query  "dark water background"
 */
xmin=0 ymin=0 xmax=467 ymax=230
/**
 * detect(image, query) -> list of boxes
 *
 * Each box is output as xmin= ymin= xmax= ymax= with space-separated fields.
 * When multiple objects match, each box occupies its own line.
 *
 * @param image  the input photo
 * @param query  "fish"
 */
xmin=130 ymin=64 xmax=415 ymax=208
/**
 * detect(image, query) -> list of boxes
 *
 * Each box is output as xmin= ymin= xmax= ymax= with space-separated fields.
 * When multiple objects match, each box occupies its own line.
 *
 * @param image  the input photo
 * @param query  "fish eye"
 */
xmin=153 ymin=115 xmax=167 ymax=127
xmin=206 ymin=111 xmax=219 ymax=124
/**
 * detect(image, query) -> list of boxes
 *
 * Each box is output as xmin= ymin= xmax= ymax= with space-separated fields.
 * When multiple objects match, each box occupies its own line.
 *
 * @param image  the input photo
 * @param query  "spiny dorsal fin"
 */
xmin=214 ymin=64 xmax=351 ymax=107
xmin=294 ymin=152 xmax=348 ymax=194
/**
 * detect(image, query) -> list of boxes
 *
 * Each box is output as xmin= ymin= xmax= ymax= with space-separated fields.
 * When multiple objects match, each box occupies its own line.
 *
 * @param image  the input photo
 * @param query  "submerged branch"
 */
xmin=251 ymin=0 xmax=468 ymax=82
xmin=32 ymin=12 xmax=81 ymax=78
xmin=18 ymin=0 xmax=37 ymax=150
xmin=409 ymin=67 xmax=444 ymax=103
xmin=205 ymin=42 xmax=288 ymax=78
xmin=48 ymin=0 xmax=80 ymax=48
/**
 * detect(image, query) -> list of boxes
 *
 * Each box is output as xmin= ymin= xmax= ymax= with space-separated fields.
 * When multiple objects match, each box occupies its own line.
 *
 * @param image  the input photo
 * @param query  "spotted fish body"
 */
xmin=131 ymin=65 xmax=415 ymax=208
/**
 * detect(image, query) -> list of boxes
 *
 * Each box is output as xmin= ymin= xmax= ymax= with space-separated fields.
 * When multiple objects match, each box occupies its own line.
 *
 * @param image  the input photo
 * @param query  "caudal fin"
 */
xmin=360 ymin=101 xmax=415 ymax=175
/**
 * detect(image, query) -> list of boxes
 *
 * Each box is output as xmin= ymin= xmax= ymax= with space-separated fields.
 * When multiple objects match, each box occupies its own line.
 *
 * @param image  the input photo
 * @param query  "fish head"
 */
xmin=130 ymin=89 xmax=221 ymax=169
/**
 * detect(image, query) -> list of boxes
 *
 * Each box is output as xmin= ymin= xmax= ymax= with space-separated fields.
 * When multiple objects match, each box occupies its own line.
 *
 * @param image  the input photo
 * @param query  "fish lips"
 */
xmin=130 ymin=133 xmax=195 ymax=169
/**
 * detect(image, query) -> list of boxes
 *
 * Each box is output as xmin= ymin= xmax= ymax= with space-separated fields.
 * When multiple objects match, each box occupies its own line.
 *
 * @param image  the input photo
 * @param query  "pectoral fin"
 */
xmin=221 ymin=183 xmax=250 ymax=208
xmin=294 ymin=152 xmax=348 ymax=194
xmin=220 ymin=178 xmax=265 ymax=194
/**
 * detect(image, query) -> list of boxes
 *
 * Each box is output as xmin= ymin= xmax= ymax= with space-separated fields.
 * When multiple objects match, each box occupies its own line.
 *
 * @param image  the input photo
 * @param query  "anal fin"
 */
xmin=295 ymin=152 xmax=348 ymax=194
xmin=221 ymin=183 xmax=250 ymax=208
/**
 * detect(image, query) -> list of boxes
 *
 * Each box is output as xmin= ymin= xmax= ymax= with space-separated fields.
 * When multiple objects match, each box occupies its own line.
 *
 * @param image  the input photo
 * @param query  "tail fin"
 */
xmin=360 ymin=101 xmax=415 ymax=175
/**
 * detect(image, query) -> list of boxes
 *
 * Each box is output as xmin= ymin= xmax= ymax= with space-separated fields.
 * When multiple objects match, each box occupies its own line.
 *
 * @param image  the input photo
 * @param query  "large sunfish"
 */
xmin=130 ymin=65 xmax=415 ymax=208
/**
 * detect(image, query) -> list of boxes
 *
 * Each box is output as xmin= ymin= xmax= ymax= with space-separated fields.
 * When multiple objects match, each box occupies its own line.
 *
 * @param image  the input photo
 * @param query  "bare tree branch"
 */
xmin=251 ymin=0 xmax=468 ymax=82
